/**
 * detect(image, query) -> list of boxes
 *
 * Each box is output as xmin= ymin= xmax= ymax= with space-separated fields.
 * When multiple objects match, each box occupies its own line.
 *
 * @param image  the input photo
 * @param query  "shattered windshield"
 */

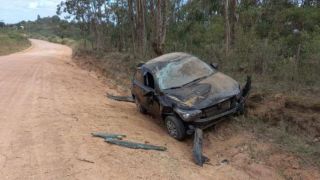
xmin=155 ymin=56 xmax=215 ymax=90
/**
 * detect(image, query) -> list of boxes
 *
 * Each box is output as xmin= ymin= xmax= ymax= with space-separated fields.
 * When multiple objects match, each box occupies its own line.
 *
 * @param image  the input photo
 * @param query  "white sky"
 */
xmin=0 ymin=0 xmax=63 ymax=24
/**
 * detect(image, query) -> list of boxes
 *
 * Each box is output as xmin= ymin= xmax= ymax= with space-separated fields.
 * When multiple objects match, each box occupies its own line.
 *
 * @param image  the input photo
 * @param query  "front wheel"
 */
xmin=165 ymin=116 xmax=186 ymax=141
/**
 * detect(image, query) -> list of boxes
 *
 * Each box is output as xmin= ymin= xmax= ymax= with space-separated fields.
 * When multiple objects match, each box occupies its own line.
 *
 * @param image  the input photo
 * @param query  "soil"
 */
xmin=0 ymin=39 xmax=318 ymax=179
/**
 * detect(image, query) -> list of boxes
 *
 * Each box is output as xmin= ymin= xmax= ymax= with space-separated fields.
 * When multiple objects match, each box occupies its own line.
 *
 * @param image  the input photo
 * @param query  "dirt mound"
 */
xmin=247 ymin=93 xmax=320 ymax=138
xmin=73 ymin=52 xmax=137 ymax=95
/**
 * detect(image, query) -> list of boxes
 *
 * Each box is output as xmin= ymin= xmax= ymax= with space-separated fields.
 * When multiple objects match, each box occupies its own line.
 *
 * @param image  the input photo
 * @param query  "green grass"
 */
xmin=0 ymin=29 xmax=31 ymax=55
xmin=234 ymin=116 xmax=320 ymax=168
xmin=29 ymin=33 xmax=76 ymax=47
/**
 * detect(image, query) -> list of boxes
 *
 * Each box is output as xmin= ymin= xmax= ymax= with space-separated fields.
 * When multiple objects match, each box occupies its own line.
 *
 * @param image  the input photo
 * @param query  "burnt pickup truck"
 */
xmin=131 ymin=52 xmax=251 ymax=140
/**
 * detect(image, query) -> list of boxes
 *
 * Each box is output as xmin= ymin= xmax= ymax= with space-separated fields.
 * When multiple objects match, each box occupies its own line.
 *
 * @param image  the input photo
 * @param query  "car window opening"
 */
xmin=144 ymin=72 xmax=155 ymax=89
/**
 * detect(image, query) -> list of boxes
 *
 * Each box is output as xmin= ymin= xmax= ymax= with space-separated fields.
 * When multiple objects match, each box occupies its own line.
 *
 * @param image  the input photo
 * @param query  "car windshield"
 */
xmin=155 ymin=56 xmax=215 ymax=90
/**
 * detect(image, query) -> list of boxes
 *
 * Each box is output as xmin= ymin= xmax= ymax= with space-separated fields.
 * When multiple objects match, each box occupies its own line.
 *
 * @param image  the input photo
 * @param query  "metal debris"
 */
xmin=105 ymin=138 xmax=167 ymax=151
xmin=106 ymin=93 xmax=134 ymax=103
xmin=220 ymin=159 xmax=229 ymax=165
xmin=192 ymin=128 xmax=210 ymax=166
xmin=91 ymin=132 xmax=126 ymax=140
xmin=92 ymin=132 xmax=167 ymax=151
xmin=77 ymin=158 xmax=95 ymax=164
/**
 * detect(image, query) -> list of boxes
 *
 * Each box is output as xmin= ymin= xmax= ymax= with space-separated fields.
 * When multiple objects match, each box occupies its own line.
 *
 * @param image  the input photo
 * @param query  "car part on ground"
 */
xmin=105 ymin=138 xmax=167 ymax=151
xmin=106 ymin=93 xmax=135 ymax=103
xmin=92 ymin=132 xmax=167 ymax=151
xmin=91 ymin=132 xmax=126 ymax=140
xmin=193 ymin=128 xmax=210 ymax=166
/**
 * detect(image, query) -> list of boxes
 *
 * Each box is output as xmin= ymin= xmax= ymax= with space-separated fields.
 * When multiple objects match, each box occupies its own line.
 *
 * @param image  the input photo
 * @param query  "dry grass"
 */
xmin=0 ymin=30 xmax=31 ymax=55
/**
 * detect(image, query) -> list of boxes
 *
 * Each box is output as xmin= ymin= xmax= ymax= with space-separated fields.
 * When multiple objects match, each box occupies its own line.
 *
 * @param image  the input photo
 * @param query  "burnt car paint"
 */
xmin=131 ymin=52 xmax=250 ymax=130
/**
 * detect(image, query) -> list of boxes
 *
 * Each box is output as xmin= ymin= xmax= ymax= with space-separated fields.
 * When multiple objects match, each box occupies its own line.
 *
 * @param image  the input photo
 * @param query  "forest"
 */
xmin=17 ymin=0 xmax=320 ymax=89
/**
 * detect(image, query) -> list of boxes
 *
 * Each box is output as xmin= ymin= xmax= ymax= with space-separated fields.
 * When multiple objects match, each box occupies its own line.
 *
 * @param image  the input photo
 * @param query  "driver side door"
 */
xmin=141 ymin=72 xmax=160 ymax=116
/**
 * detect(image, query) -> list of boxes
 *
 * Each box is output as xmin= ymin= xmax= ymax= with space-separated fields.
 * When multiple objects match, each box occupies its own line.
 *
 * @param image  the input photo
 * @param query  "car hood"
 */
xmin=163 ymin=72 xmax=240 ymax=109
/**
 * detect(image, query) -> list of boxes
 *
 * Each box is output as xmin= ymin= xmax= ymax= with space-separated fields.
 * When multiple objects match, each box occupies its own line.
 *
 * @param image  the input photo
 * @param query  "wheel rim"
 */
xmin=166 ymin=120 xmax=178 ymax=138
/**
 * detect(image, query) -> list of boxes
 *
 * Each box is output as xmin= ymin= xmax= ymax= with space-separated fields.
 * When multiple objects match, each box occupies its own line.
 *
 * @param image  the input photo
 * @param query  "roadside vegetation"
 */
xmin=0 ymin=29 xmax=30 ymax=56
xmin=15 ymin=0 xmax=320 ymax=172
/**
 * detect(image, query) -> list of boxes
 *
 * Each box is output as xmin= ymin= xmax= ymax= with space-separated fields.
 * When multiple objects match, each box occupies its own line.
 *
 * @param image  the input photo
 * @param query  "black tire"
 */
xmin=165 ymin=116 xmax=186 ymax=141
xmin=135 ymin=98 xmax=147 ymax=114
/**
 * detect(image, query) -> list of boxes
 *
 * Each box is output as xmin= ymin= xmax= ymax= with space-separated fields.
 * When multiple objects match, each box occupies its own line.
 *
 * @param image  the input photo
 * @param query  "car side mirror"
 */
xmin=210 ymin=63 xmax=219 ymax=70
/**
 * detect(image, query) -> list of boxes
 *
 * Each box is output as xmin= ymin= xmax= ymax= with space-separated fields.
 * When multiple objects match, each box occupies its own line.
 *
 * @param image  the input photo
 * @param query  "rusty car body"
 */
xmin=131 ymin=52 xmax=251 ymax=140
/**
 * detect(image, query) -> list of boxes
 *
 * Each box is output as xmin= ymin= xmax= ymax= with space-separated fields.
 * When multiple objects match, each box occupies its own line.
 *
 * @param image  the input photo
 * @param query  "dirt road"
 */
xmin=0 ymin=39 xmax=315 ymax=179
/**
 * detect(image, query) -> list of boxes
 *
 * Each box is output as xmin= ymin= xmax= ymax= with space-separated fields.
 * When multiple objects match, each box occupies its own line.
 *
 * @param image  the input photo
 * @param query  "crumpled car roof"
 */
xmin=143 ymin=52 xmax=192 ymax=73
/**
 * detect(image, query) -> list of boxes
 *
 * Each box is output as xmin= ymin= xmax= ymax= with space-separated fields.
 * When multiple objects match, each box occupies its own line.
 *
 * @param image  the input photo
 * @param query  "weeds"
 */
xmin=0 ymin=29 xmax=30 ymax=55
xmin=236 ymin=115 xmax=320 ymax=168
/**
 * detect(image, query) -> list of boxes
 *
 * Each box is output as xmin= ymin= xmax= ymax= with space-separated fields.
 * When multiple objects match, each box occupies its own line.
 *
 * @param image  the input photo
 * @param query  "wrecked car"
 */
xmin=131 ymin=52 xmax=251 ymax=140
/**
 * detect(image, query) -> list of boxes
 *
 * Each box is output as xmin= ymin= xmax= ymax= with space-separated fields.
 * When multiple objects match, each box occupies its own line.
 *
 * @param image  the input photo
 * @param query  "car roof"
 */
xmin=142 ymin=52 xmax=193 ymax=72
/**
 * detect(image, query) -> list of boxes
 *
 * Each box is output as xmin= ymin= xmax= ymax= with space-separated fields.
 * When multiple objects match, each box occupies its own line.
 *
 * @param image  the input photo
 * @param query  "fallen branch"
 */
xmin=106 ymin=93 xmax=134 ymax=103
xmin=105 ymin=138 xmax=167 ymax=151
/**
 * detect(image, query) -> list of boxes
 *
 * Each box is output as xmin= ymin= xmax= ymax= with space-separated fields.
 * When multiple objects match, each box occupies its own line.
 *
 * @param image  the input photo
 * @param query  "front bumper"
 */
xmin=188 ymin=102 xmax=242 ymax=131
xmin=188 ymin=76 xmax=251 ymax=131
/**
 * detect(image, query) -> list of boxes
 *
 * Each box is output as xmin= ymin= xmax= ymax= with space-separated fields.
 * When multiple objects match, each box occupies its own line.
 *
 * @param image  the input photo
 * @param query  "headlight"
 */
xmin=174 ymin=108 xmax=202 ymax=122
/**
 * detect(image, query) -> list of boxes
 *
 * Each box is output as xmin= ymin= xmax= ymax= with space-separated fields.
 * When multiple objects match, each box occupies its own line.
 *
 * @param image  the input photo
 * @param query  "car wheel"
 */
xmin=165 ymin=116 xmax=186 ymax=141
xmin=135 ymin=98 xmax=147 ymax=114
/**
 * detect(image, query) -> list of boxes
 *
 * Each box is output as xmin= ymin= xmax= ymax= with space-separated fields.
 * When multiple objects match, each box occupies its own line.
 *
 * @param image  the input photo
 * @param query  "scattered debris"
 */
xmin=106 ymin=93 xmax=134 ymax=103
xmin=192 ymin=128 xmax=210 ymax=166
xmin=105 ymin=138 xmax=167 ymax=151
xmin=92 ymin=132 xmax=167 ymax=151
xmin=220 ymin=159 xmax=229 ymax=165
xmin=91 ymin=132 xmax=126 ymax=140
xmin=77 ymin=158 xmax=95 ymax=164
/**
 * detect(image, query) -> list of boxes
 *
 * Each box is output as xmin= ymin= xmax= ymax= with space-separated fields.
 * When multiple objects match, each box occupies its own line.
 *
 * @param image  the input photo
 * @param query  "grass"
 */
xmin=0 ymin=29 xmax=31 ymax=55
xmin=29 ymin=33 xmax=77 ymax=48
xmin=234 ymin=116 xmax=320 ymax=168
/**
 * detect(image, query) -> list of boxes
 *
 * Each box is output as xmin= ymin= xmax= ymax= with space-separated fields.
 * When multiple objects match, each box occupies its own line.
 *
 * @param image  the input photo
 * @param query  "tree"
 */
xmin=136 ymin=0 xmax=147 ymax=55
xmin=0 ymin=21 xmax=5 ymax=28
xmin=224 ymin=0 xmax=231 ymax=55
xmin=152 ymin=0 xmax=168 ymax=55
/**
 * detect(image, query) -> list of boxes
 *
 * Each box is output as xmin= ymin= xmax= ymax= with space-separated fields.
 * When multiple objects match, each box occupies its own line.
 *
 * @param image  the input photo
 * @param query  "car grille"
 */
xmin=201 ymin=99 xmax=233 ymax=118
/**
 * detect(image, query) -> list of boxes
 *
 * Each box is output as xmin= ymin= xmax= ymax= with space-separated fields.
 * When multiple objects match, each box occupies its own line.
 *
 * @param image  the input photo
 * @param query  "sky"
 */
xmin=0 ymin=0 xmax=63 ymax=24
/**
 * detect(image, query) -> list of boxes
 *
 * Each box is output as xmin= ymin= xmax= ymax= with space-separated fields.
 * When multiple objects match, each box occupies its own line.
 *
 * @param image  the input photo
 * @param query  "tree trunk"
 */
xmin=128 ymin=0 xmax=136 ymax=53
xmin=152 ymin=0 xmax=168 ymax=56
xmin=224 ymin=0 xmax=231 ymax=56
xmin=136 ymin=0 xmax=147 ymax=56
xmin=230 ymin=0 xmax=237 ymax=46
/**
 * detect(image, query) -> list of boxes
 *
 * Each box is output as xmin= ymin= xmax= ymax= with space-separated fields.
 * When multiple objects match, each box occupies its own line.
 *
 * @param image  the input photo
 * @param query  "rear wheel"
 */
xmin=165 ymin=116 xmax=186 ymax=141
xmin=135 ymin=98 xmax=147 ymax=114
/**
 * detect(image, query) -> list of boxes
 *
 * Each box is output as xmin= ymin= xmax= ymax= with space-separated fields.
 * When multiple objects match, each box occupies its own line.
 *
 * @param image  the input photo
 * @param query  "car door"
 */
xmin=132 ymin=68 xmax=145 ymax=103
xmin=141 ymin=72 xmax=161 ymax=116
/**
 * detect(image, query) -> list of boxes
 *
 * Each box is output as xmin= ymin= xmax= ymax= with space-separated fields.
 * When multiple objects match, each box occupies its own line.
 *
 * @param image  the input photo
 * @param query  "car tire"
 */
xmin=135 ymin=98 xmax=147 ymax=114
xmin=165 ymin=116 xmax=186 ymax=141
